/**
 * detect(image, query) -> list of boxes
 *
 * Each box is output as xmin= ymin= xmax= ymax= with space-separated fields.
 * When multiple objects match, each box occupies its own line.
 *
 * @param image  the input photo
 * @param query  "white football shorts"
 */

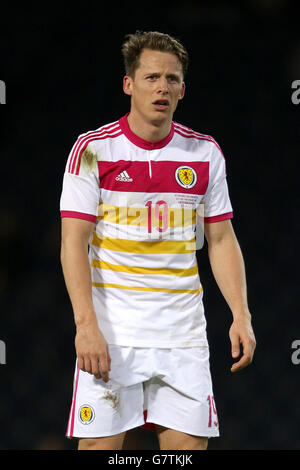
xmin=66 ymin=345 xmax=220 ymax=439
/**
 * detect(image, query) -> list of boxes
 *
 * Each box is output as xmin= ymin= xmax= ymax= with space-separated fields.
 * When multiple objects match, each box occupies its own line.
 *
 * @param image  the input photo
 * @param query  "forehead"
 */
xmin=137 ymin=49 xmax=183 ymax=75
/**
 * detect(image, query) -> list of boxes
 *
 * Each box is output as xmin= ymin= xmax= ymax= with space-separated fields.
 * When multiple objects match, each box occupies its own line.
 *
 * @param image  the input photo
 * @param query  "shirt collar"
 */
xmin=119 ymin=112 xmax=174 ymax=150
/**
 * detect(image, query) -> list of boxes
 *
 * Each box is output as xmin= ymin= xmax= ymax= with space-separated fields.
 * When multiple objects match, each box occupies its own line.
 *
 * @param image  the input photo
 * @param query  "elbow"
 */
xmin=60 ymin=234 xmax=89 ymax=265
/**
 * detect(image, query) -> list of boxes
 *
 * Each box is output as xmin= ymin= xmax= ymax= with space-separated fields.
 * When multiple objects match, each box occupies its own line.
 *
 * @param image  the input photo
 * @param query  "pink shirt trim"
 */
xmin=119 ymin=113 xmax=174 ymax=150
xmin=204 ymin=212 xmax=233 ymax=223
xmin=60 ymin=210 xmax=97 ymax=224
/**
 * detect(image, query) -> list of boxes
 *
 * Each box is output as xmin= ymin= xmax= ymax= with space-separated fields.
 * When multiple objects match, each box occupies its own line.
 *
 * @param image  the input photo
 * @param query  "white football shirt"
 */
xmin=60 ymin=113 xmax=233 ymax=348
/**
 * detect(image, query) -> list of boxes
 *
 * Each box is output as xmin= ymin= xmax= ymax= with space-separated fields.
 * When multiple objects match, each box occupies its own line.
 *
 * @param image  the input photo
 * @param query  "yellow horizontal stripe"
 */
xmin=92 ymin=282 xmax=202 ymax=294
xmin=97 ymin=203 xmax=196 ymax=227
xmin=91 ymin=259 xmax=199 ymax=277
xmin=91 ymin=233 xmax=196 ymax=254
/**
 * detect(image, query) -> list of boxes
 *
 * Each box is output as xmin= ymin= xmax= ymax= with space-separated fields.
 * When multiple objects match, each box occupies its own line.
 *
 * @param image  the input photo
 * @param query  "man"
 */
xmin=60 ymin=31 xmax=256 ymax=451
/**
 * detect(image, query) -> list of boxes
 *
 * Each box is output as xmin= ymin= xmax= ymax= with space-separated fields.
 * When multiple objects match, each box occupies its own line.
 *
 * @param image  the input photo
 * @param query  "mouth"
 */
xmin=152 ymin=99 xmax=169 ymax=110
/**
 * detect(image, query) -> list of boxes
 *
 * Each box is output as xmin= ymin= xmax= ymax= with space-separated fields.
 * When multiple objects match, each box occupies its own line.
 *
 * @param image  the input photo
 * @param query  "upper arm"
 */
xmin=204 ymin=219 xmax=235 ymax=246
xmin=61 ymin=217 xmax=95 ymax=246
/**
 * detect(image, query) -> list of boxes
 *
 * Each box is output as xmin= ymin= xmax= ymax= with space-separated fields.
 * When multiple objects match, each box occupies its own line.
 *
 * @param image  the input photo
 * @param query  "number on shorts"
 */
xmin=207 ymin=395 xmax=218 ymax=427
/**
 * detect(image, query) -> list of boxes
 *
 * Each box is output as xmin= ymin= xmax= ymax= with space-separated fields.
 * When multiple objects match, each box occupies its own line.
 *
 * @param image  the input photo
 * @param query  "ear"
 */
xmin=178 ymin=81 xmax=185 ymax=100
xmin=123 ymin=75 xmax=133 ymax=96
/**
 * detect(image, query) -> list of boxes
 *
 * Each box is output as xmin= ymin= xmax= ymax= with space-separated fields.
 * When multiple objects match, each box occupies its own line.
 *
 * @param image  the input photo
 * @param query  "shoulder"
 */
xmin=67 ymin=119 xmax=122 ymax=175
xmin=75 ymin=119 xmax=122 ymax=146
xmin=173 ymin=120 xmax=225 ymax=159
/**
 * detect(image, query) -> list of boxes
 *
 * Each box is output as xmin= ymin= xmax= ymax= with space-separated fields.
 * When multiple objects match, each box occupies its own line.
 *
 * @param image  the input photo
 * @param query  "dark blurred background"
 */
xmin=0 ymin=0 xmax=299 ymax=450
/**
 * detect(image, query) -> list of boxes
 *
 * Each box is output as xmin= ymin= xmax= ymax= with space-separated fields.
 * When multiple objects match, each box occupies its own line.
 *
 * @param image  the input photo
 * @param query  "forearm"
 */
xmin=207 ymin=230 xmax=250 ymax=321
xmin=61 ymin=237 xmax=97 ymax=327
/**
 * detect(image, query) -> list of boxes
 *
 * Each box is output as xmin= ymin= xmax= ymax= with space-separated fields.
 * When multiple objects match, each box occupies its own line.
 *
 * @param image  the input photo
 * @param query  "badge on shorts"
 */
xmin=175 ymin=166 xmax=197 ymax=189
xmin=78 ymin=405 xmax=95 ymax=425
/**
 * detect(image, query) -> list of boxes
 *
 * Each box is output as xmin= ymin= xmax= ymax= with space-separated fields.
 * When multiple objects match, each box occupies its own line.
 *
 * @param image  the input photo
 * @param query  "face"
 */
xmin=123 ymin=48 xmax=185 ymax=125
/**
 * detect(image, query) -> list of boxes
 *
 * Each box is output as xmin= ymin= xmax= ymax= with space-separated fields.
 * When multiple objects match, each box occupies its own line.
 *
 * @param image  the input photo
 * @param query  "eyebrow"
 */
xmin=145 ymin=72 xmax=181 ymax=80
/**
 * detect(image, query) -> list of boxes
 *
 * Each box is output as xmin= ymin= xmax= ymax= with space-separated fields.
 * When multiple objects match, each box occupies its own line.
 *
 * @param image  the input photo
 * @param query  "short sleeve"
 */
xmin=203 ymin=141 xmax=233 ymax=223
xmin=60 ymin=137 xmax=100 ymax=223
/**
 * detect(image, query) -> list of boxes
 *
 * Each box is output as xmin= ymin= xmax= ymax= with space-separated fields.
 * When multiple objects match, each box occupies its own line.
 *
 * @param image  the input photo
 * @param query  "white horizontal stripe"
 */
xmin=92 ymin=266 xmax=201 ymax=292
xmin=92 ymin=290 xmax=206 ymax=341
xmin=96 ymin=141 xmax=212 ymax=163
xmin=92 ymin=268 xmax=200 ymax=290
xmin=99 ymin=189 xmax=203 ymax=208
xmin=95 ymin=220 xmax=198 ymax=242
xmin=89 ymin=244 xmax=198 ymax=270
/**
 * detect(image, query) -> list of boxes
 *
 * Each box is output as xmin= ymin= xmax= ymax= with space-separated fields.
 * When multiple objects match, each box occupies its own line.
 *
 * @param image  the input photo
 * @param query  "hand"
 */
xmin=75 ymin=321 xmax=111 ymax=382
xmin=229 ymin=317 xmax=256 ymax=373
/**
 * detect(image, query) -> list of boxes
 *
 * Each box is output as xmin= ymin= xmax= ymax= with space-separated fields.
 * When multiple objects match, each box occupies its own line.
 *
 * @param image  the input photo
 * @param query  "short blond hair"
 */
xmin=121 ymin=30 xmax=189 ymax=78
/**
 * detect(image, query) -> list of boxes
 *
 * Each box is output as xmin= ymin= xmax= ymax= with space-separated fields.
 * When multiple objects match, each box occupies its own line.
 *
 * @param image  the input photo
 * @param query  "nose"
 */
xmin=157 ymin=77 xmax=169 ymax=94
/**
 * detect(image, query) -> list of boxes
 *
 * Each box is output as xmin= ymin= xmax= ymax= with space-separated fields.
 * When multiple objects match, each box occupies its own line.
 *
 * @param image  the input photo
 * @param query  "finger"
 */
xmin=230 ymin=333 xmax=241 ymax=359
xmin=99 ymin=352 xmax=109 ymax=382
xmin=90 ymin=356 xmax=101 ymax=379
xmin=231 ymin=354 xmax=252 ymax=372
xmin=231 ymin=342 xmax=253 ymax=372
xmin=107 ymin=348 xmax=111 ymax=371
xmin=77 ymin=356 xmax=85 ymax=372
xmin=83 ymin=356 xmax=92 ymax=374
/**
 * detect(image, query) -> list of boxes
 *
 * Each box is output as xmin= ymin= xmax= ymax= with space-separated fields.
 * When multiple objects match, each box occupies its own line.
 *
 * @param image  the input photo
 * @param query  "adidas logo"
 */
xmin=115 ymin=170 xmax=133 ymax=182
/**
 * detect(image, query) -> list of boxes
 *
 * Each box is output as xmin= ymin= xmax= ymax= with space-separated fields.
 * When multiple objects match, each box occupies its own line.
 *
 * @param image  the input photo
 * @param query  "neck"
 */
xmin=127 ymin=109 xmax=172 ymax=143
